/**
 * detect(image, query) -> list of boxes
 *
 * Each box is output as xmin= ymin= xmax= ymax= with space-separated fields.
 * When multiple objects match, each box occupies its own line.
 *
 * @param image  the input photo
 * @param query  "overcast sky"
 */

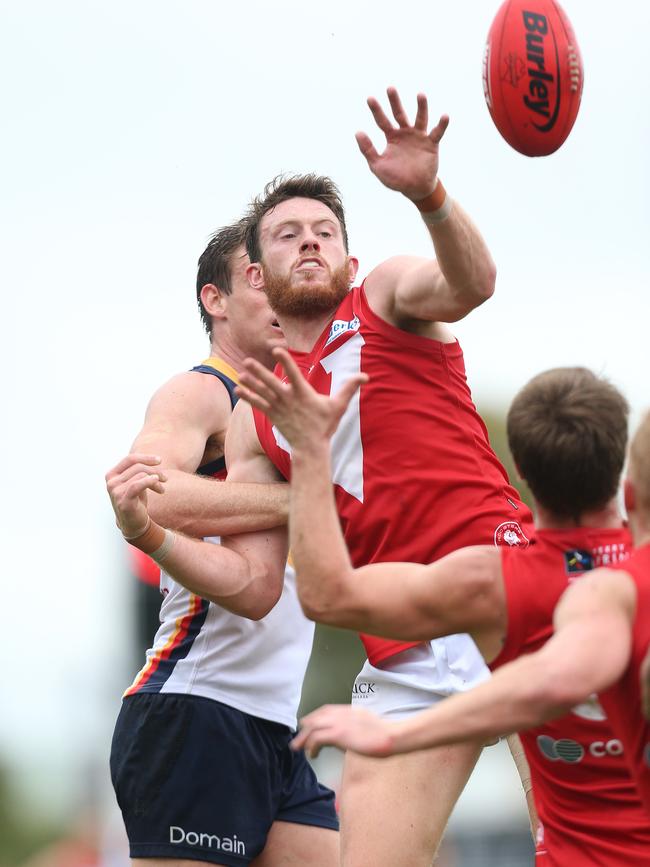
xmin=1 ymin=0 xmax=648 ymax=824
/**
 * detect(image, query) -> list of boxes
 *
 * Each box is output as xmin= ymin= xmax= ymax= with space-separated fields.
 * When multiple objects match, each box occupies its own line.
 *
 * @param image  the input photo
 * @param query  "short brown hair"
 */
xmin=507 ymin=367 xmax=629 ymax=520
xmin=196 ymin=221 xmax=247 ymax=336
xmin=629 ymin=410 xmax=650 ymax=513
xmin=244 ymin=174 xmax=349 ymax=263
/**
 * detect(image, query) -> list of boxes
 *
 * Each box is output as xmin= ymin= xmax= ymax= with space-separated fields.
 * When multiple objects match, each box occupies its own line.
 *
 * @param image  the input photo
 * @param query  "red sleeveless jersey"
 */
xmin=254 ymin=283 xmax=533 ymax=664
xmin=496 ymin=528 xmax=650 ymax=865
xmin=600 ymin=544 xmax=650 ymax=816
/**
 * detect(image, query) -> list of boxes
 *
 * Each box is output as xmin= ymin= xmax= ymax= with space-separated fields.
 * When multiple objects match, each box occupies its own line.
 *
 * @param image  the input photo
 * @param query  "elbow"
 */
xmin=475 ymin=260 xmax=496 ymax=305
xmin=296 ymin=569 xmax=348 ymax=625
xmin=236 ymin=585 xmax=283 ymax=621
xmin=520 ymin=666 xmax=588 ymax=726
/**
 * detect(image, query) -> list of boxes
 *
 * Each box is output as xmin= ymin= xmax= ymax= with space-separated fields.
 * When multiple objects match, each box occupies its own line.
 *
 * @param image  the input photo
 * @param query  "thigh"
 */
xmin=251 ymin=821 xmax=339 ymax=867
xmin=339 ymin=743 xmax=482 ymax=867
xmin=112 ymin=693 xmax=277 ymax=865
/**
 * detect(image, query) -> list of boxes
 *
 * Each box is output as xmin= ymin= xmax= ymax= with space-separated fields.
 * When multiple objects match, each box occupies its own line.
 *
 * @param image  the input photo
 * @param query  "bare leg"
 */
xmin=506 ymin=733 xmax=538 ymax=841
xmin=252 ymin=821 xmax=339 ymax=866
xmin=340 ymin=742 xmax=482 ymax=867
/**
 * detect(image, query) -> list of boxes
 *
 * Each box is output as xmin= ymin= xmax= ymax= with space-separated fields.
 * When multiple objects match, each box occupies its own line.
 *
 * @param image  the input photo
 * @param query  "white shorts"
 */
xmin=351 ymin=636 xmax=491 ymax=720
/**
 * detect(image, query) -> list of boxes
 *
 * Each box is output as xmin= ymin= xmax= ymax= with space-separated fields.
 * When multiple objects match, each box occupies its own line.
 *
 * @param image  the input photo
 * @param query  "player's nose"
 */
xmin=300 ymin=237 xmax=320 ymax=253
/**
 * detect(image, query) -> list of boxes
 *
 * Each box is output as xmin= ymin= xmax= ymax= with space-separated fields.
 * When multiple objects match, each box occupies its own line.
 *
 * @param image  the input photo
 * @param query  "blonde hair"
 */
xmin=629 ymin=410 xmax=650 ymax=513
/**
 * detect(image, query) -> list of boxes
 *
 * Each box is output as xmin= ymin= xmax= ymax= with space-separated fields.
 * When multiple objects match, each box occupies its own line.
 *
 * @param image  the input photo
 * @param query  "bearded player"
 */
xmin=246 ymin=356 xmax=650 ymax=865
xmin=232 ymin=86 xmax=537 ymax=866
xmin=111 ymin=87 xmax=535 ymax=865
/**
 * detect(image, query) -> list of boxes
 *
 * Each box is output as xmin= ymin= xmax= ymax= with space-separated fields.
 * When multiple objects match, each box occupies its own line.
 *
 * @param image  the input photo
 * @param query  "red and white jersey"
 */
xmin=254 ymin=283 xmax=533 ymax=665
xmin=496 ymin=528 xmax=650 ymax=866
xmin=600 ymin=544 xmax=650 ymax=815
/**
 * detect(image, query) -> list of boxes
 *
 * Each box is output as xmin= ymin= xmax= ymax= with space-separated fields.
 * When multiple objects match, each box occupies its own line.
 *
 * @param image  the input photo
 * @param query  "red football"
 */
xmin=482 ymin=0 xmax=584 ymax=156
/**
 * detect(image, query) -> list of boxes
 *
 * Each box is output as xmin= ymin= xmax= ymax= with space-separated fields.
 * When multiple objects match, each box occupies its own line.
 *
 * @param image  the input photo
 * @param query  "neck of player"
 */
xmin=275 ymin=311 xmax=338 ymax=354
xmin=534 ymin=497 xmax=623 ymax=531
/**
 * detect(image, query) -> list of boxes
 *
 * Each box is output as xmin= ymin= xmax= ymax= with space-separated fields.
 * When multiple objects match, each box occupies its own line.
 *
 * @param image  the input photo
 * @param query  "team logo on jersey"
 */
xmin=564 ymin=548 xmax=594 ymax=575
xmin=494 ymin=521 xmax=529 ymax=548
xmin=537 ymin=735 xmax=584 ymax=763
xmin=325 ymin=315 xmax=360 ymax=346
xmin=537 ymin=734 xmax=623 ymax=763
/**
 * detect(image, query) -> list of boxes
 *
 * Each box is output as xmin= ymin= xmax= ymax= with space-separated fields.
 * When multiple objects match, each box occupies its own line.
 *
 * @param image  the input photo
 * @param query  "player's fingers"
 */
xmin=306 ymin=738 xmax=323 ymax=760
xmin=242 ymin=357 xmax=288 ymax=397
xmin=414 ymin=92 xmax=429 ymax=131
xmin=234 ymin=384 xmax=272 ymax=416
xmin=105 ymin=453 xmax=161 ymax=481
xmin=273 ymin=347 xmax=307 ymax=392
xmin=238 ymin=369 xmax=287 ymax=407
xmin=109 ymin=461 xmax=167 ymax=491
xmin=429 ymin=113 xmax=450 ymax=144
xmin=366 ymin=96 xmax=394 ymax=135
xmin=386 ymin=86 xmax=410 ymax=128
xmin=123 ymin=473 xmax=164 ymax=501
xmin=333 ymin=373 xmax=368 ymax=413
xmin=355 ymin=131 xmax=379 ymax=164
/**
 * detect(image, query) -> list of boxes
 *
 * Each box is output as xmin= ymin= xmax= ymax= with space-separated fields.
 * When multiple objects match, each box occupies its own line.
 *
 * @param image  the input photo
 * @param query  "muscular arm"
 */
xmin=356 ymin=88 xmax=495 ymax=328
xmin=291 ymin=442 xmax=505 ymax=655
xmin=293 ymin=569 xmax=636 ymax=758
xmin=132 ymin=370 xmax=288 ymax=536
xmin=364 ymin=207 xmax=496 ymax=329
xmin=107 ymin=404 xmax=288 ymax=619
xmin=237 ymin=348 xmax=505 ymax=651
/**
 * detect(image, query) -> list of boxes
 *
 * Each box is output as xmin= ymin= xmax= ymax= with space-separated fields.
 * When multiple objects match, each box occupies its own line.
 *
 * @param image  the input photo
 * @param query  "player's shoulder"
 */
xmin=146 ymin=367 xmax=234 ymax=426
xmin=364 ymin=255 xmax=428 ymax=296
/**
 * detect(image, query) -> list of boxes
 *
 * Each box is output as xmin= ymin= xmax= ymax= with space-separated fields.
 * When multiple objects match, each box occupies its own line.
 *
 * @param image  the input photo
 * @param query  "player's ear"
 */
xmin=624 ymin=477 xmax=636 ymax=515
xmin=247 ymin=262 xmax=264 ymax=290
xmin=347 ymin=256 xmax=359 ymax=285
xmin=200 ymin=283 xmax=228 ymax=321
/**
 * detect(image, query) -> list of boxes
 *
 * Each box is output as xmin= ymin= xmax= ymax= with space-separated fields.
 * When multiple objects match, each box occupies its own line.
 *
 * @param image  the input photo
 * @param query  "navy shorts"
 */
xmin=110 ymin=693 xmax=338 ymax=865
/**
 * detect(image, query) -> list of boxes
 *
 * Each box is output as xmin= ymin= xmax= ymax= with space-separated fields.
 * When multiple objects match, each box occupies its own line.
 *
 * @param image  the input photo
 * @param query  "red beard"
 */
xmin=262 ymin=260 xmax=352 ymax=318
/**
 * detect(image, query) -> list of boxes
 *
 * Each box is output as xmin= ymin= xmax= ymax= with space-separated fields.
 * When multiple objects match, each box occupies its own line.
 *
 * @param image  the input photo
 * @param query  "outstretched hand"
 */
xmin=356 ymin=87 xmax=449 ymax=202
xmin=237 ymin=347 xmax=368 ymax=452
xmin=291 ymin=705 xmax=396 ymax=759
xmin=105 ymin=454 xmax=167 ymax=539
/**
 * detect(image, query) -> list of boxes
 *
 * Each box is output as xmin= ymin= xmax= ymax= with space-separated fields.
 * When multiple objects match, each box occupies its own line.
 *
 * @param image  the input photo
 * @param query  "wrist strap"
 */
xmin=414 ymin=179 xmax=452 ymax=225
xmin=125 ymin=518 xmax=176 ymax=564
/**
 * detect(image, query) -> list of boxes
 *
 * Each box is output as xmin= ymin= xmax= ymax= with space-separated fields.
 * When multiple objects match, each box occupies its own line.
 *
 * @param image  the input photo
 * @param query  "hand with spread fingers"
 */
xmin=237 ymin=347 xmax=368 ymax=453
xmin=105 ymin=453 xmax=167 ymax=539
xmin=291 ymin=704 xmax=396 ymax=760
xmin=356 ymin=86 xmax=449 ymax=202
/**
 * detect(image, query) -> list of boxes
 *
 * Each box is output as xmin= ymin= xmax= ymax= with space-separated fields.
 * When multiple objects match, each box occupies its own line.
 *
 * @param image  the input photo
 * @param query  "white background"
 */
xmin=1 ymin=0 xmax=647 ymax=833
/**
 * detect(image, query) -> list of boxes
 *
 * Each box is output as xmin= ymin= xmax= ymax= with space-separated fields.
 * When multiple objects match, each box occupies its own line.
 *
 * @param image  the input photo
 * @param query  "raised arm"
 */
xmin=293 ymin=568 xmax=636 ymax=758
xmin=106 ymin=402 xmax=287 ymax=620
xmin=237 ymin=349 xmax=504 ymax=653
xmin=131 ymin=370 xmax=288 ymax=537
xmin=357 ymin=87 xmax=496 ymax=326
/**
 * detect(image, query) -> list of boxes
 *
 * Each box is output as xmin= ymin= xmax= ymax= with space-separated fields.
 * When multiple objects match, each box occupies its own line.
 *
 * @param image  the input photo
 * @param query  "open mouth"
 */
xmin=296 ymin=258 xmax=324 ymax=271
